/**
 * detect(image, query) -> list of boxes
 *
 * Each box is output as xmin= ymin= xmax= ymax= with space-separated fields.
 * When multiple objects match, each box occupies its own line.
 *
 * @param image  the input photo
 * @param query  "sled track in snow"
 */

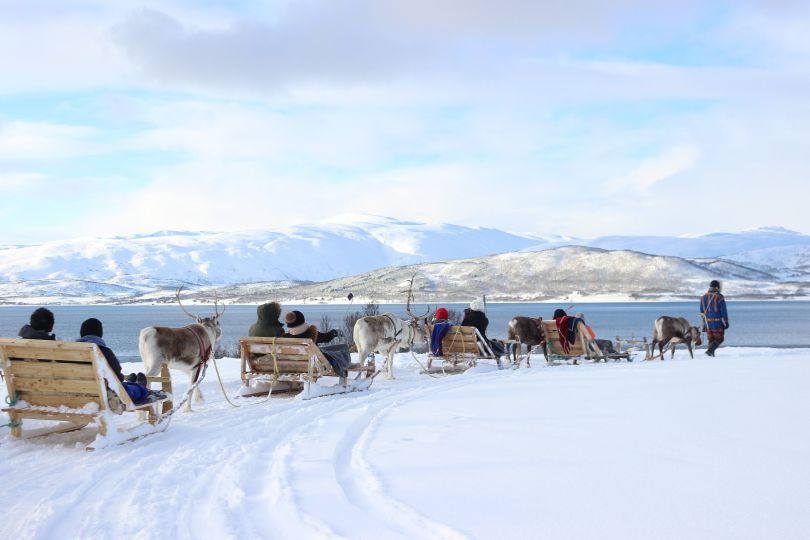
xmin=0 ymin=364 xmax=484 ymax=539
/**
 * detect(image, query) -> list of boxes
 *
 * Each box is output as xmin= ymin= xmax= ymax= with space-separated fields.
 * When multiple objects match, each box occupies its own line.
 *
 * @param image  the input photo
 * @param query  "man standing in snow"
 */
xmin=700 ymin=280 xmax=729 ymax=357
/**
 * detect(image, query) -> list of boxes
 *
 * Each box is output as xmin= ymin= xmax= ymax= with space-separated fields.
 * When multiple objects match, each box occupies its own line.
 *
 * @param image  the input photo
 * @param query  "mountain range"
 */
xmin=1 ymin=215 xmax=807 ymax=303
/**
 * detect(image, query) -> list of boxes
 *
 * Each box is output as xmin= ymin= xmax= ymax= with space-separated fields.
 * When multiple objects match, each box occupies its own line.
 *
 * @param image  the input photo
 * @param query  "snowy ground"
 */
xmin=1 ymin=348 xmax=809 ymax=539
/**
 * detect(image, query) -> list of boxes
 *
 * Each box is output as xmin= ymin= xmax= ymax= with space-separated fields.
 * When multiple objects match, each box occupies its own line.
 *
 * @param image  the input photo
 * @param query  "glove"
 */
xmin=724 ymin=322 xmax=730 ymax=330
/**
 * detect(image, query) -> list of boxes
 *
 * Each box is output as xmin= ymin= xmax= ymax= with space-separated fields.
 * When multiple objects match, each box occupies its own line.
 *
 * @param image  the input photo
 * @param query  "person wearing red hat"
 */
xmin=430 ymin=307 xmax=452 ymax=356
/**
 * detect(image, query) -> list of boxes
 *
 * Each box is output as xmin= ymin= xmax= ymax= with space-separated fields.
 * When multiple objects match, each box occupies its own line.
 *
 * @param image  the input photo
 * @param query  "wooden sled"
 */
xmin=425 ymin=326 xmax=501 ymax=374
xmin=539 ymin=321 xmax=633 ymax=364
xmin=238 ymin=337 xmax=376 ymax=400
xmin=0 ymin=338 xmax=173 ymax=451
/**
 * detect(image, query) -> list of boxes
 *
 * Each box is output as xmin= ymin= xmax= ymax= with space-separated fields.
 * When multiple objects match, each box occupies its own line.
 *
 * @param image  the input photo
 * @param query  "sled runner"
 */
xmin=425 ymin=326 xmax=500 ymax=374
xmin=238 ymin=337 xmax=376 ymax=400
xmin=0 ymin=338 xmax=173 ymax=450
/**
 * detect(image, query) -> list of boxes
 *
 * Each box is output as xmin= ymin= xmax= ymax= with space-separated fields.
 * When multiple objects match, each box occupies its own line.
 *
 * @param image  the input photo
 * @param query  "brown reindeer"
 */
xmin=648 ymin=316 xmax=702 ymax=361
xmin=139 ymin=286 xmax=225 ymax=411
xmin=506 ymin=316 xmax=546 ymax=367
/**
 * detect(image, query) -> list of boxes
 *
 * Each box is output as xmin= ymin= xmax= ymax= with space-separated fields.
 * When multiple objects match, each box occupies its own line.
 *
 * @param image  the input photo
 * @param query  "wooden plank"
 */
xmin=3 ymin=345 xmax=95 ymax=362
xmin=250 ymin=360 xmax=311 ymax=373
xmin=250 ymin=352 xmax=312 ymax=362
xmin=240 ymin=337 xmax=314 ymax=345
xmin=248 ymin=345 xmax=312 ymax=356
xmin=1 ymin=409 xmax=96 ymax=422
xmin=7 ymin=361 xmax=96 ymax=379
xmin=17 ymin=392 xmax=102 ymax=409
xmin=0 ymin=338 xmax=99 ymax=351
xmin=11 ymin=377 xmax=100 ymax=394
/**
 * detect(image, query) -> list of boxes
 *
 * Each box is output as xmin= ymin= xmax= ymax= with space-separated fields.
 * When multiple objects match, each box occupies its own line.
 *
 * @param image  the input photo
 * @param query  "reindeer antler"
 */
xmin=214 ymin=289 xmax=226 ymax=317
xmin=405 ymin=274 xmax=430 ymax=320
xmin=175 ymin=285 xmax=198 ymax=320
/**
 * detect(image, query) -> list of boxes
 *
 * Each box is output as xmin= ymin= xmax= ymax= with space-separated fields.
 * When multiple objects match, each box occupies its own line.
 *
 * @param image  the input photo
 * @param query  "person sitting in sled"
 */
xmin=18 ymin=307 xmax=57 ymax=341
xmin=283 ymin=310 xmax=350 ymax=378
xmin=77 ymin=318 xmax=165 ymax=404
xmin=430 ymin=307 xmax=453 ymax=356
xmin=462 ymin=299 xmax=505 ymax=357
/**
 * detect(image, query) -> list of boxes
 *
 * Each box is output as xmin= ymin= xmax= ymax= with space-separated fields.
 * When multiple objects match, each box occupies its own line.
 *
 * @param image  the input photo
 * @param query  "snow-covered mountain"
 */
xmin=178 ymin=246 xmax=807 ymax=304
xmin=526 ymin=226 xmax=810 ymax=260
xmin=0 ymin=216 xmax=808 ymax=303
xmin=0 ymin=214 xmax=542 ymax=289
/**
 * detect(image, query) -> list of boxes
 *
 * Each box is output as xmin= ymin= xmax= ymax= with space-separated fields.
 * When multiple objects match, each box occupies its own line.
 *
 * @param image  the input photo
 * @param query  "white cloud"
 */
xmin=0 ymin=121 xmax=101 ymax=161
xmin=609 ymin=145 xmax=701 ymax=192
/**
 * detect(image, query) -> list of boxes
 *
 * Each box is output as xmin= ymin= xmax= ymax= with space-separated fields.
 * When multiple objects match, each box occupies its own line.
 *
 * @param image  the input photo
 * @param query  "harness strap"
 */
xmin=188 ymin=324 xmax=212 ymax=383
xmin=271 ymin=336 xmax=279 ymax=382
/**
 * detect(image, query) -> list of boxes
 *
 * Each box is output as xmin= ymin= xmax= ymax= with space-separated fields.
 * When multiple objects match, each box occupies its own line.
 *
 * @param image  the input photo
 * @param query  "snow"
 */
xmin=1 ymin=348 xmax=809 ymax=539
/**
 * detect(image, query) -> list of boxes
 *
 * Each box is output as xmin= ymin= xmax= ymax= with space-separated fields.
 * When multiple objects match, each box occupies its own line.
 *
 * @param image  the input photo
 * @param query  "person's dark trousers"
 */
xmin=706 ymin=330 xmax=725 ymax=356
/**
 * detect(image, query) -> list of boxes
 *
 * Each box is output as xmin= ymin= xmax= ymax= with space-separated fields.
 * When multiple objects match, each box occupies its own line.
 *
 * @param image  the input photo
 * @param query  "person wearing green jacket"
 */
xmin=248 ymin=302 xmax=285 ymax=338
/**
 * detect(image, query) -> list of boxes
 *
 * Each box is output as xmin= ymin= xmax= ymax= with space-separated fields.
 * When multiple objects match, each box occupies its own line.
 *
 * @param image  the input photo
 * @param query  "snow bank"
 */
xmin=0 ymin=348 xmax=808 ymax=539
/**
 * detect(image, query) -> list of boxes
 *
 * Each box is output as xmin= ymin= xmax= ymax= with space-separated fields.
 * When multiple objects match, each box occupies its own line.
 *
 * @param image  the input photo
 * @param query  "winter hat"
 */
xmin=284 ymin=310 xmax=306 ymax=327
xmin=710 ymin=280 xmax=721 ymax=289
xmin=553 ymin=308 xmax=567 ymax=319
xmin=469 ymin=298 xmax=485 ymax=312
xmin=575 ymin=312 xmax=585 ymax=321
xmin=435 ymin=307 xmax=449 ymax=320
xmin=80 ymin=318 xmax=103 ymax=338
xmin=30 ymin=307 xmax=55 ymax=332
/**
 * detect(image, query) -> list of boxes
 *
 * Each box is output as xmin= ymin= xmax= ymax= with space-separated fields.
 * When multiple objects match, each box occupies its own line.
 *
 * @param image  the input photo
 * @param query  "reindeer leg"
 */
xmin=385 ymin=345 xmax=396 ymax=379
xmin=688 ymin=342 xmax=694 ymax=359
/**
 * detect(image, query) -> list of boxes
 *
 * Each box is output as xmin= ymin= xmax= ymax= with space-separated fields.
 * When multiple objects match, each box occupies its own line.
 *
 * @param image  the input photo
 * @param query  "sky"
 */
xmin=1 ymin=0 xmax=809 ymax=244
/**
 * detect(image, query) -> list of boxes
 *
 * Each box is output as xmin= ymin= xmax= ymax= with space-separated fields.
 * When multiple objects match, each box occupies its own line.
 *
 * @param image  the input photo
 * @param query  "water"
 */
xmin=1 ymin=301 xmax=808 ymax=363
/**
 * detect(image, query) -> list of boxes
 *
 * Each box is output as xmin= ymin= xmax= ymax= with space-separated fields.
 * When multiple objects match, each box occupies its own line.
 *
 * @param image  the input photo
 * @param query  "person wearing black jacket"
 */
xmin=18 ymin=307 xmax=56 ymax=340
xmin=462 ymin=299 xmax=505 ymax=357
xmin=77 ymin=318 xmax=158 ymax=404
xmin=283 ymin=310 xmax=349 ymax=378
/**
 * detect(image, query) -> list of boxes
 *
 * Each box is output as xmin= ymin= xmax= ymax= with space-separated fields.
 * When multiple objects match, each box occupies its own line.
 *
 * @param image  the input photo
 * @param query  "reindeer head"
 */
xmin=690 ymin=326 xmax=703 ymax=347
xmin=176 ymin=286 xmax=225 ymax=342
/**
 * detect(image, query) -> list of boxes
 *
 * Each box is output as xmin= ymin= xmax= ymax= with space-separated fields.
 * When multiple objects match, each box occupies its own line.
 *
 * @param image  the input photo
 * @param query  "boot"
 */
xmin=705 ymin=340 xmax=720 ymax=357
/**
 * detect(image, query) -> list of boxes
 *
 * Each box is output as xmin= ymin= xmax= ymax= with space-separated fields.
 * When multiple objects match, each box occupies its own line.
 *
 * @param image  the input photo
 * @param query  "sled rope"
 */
xmin=212 ymin=357 xmax=242 ymax=408
xmin=410 ymin=351 xmax=448 ymax=378
xmin=155 ymin=360 xmax=211 ymax=430
xmin=5 ymin=391 xmax=20 ymax=406
xmin=1 ymin=419 xmax=21 ymax=430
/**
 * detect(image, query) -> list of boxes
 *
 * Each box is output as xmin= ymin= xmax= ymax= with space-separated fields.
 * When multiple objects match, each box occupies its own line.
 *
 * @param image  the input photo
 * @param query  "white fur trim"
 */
xmin=287 ymin=323 xmax=310 ymax=336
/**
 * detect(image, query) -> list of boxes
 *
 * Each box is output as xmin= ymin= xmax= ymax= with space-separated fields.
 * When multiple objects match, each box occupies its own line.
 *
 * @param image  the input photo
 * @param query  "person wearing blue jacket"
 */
xmin=430 ymin=308 xmax=452 ymax=356
xmin=700 ymin=280 xmax=729 ymax=356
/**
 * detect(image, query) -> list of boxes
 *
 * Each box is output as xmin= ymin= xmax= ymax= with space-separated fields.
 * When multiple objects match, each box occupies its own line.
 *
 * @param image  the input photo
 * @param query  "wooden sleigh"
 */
xmin=425 ymin=326 xmax=501 ymax=374
xmin=0 ymin=338 xmax=173 ymax=451
xmin=540 ymin=321 xmax=631 ymax=364
xmin=238 ymin=337 xmax=377 ymax=400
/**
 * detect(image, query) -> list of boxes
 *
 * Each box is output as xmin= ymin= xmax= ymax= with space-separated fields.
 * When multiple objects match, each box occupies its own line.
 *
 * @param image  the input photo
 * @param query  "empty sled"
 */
xmin=238 ymin=337 xmax=376 ymax=400
xmin=425 ymin=326 xmax=500 ymax=374
xmin=0 ymin=338 xmax=173 ymax=451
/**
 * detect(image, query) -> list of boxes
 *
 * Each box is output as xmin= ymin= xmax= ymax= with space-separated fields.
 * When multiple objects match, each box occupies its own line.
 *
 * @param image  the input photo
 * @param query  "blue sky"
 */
xmin=1 ymin=0 xmax=809 ymax=244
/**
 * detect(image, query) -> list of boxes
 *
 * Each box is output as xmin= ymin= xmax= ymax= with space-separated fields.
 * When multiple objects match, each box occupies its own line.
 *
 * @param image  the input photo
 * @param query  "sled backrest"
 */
xmin=541 ymin=321 xmax=587 ymax=356
xmin=240 ymin=337 xmax=334 ymax=380
xmin=1 ymin=338 xmax=108 ymax=410
xmin=430 ymin=326 xmax=496 ymax=362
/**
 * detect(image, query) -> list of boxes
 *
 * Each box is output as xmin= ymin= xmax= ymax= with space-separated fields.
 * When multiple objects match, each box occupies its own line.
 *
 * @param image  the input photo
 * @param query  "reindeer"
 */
xmin=648 ymin=316 xmax=702 ymax=361
xmin=139 ymin=286 xmax=225 ymax=411
xmin=353 ymin=275 xmax=430 ymax=379
xmin=506 ymin=316 xmax=546 ymax=367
